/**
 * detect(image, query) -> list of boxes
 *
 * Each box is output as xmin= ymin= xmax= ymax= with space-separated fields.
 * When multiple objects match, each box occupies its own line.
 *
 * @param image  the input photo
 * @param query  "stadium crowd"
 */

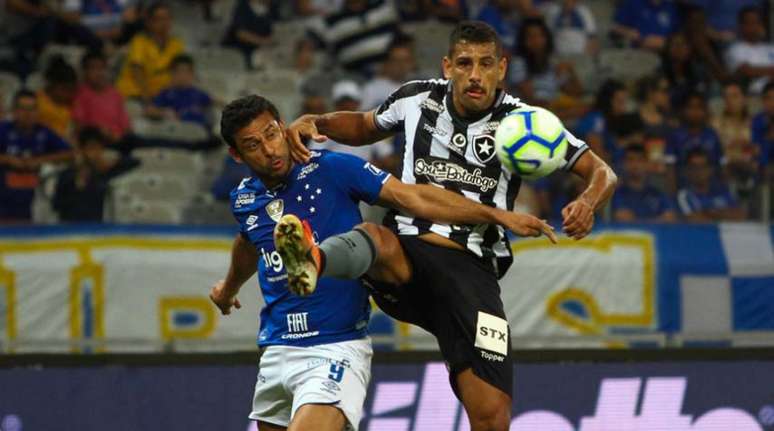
xmin=0 ymin=0 xmax=772 ymax=225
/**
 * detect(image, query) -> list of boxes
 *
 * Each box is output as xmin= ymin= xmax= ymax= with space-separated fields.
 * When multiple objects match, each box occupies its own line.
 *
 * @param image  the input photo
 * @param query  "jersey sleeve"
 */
xmin=561 ymin=129 xmax=590 ymax=171
xmin=324 ymin=152 xmax=391 ymax=204
xmin=374 ymin=80 xmax=431 ymax=132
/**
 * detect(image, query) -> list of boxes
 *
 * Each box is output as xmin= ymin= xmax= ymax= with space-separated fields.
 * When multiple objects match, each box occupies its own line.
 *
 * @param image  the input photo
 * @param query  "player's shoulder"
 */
xmin=229 ymin=176 xmax=264 ymax=213
xmin=392 ymin=79 xmax=448 ymax=100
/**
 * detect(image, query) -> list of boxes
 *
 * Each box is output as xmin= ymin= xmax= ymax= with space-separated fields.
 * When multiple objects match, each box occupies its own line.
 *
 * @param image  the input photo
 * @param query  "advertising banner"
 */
xmin=0 ymin=224 xmax=773 ymax=352
xmin=1 ymin=360 xmax=773 ymax=430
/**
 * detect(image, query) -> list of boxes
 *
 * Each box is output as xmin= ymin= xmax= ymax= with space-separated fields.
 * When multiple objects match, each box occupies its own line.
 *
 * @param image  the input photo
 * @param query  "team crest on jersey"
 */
xmin=266 ymin=199 xmax=284 ymax=222
xmin=473 ymin=135 xmax=497 ymax=163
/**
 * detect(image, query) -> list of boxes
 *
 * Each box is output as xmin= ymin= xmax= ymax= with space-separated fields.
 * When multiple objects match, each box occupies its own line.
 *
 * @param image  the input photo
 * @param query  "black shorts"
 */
xmin=363 ymin=235 xmax=513 ymax=399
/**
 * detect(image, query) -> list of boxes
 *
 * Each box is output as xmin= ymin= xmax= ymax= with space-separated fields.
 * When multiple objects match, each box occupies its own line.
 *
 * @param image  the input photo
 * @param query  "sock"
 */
xmin=318 ymin=228 xmax=376 ymax=279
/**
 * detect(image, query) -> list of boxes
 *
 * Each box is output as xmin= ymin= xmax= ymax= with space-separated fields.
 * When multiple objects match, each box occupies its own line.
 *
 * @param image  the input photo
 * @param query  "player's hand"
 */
xmin=562 ymin=199 xmax=594 ymax=240
xmin=498 ymin=211 xmax=557 ymax=244
xmin=209 ymin=280 xmax=241 ymax=315
xmin=286 ymin=115 xmax=328 ymax=164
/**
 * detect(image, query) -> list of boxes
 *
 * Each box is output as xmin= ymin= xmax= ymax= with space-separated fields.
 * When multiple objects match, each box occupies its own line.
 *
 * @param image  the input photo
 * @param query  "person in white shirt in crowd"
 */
xmin=540 ymin=0 xmax=598 ymax=56
xmin=725 ymin=6 xmax=774 ymax=95
xmin=360 ymin=37 xmax=417 ymax=111
xmin=312 ymin=80 xmax=396 ymax=173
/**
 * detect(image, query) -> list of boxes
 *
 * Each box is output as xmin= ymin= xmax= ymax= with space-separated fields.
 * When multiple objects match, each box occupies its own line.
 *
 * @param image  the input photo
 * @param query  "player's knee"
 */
xmin=467 ymin=399 xmax=511 ymax=431
xmin=355 ymin=222 xmax=393 ymax=258
xmin=355 ymin=222 xmax=410 ymax=284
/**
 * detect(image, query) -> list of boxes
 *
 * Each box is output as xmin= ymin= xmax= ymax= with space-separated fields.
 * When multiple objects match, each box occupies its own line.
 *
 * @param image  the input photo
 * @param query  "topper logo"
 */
xmin=364 ymin=365 xmax=763 ymax=431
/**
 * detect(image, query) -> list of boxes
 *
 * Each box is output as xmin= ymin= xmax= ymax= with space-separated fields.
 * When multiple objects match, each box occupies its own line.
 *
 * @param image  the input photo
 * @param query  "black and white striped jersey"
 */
xmin=373 ymin=79 xmax=589 ymax=277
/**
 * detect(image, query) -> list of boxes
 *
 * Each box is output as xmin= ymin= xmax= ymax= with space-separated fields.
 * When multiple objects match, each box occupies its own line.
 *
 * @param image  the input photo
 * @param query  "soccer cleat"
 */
xmin=274 ymin=214 xmax=321 ymax=296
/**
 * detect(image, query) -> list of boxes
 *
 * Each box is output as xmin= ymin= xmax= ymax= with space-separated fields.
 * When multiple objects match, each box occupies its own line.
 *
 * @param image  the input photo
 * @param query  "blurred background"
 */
xmin=0 ymin=0 xmax=774 ymax=430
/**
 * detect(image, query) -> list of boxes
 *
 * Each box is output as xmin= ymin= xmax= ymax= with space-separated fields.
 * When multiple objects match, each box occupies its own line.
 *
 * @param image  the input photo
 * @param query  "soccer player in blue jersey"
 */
xmin=208 ymin=94 xmax=556 ymax=431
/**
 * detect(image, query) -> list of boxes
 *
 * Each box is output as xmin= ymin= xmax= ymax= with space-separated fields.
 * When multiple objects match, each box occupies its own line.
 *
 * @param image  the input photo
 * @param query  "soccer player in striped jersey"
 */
xmin=284 ymin=20 xmax=617 ymax=431
xmin=209 ymin=94 xmax=556 ymax=431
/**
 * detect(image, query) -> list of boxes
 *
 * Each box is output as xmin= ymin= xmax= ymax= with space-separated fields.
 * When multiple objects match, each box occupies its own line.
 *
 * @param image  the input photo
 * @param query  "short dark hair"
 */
xmin=44 ymin=55 xmax=77 ymax=86
xmin=220 ymin=95 xmax=281 ymax=148
xmin=738 ymin=5 xmax=762 ymax=24
xmin=78 ymin=126 xmax=105 ymax=146
xmin=679 ymin=91 xmax=707 ymax=110
xmin=170 ymin=53 xmax=194 ymax=70
xmin=13 ymin=89 xmax=36 ymax=107
xmin=146 ymin=1 xmax=169 ymax=18
xmin=81 ymin=50 xmax=106 ymax=69
xmin=448 ymin=20 xmax=502 ymax=58
xmin=594 ymin=79 xmax=625 ymax=116
xmin=762 ymin=80 xmax=774 ymax=96
xmin=624 ymin=144 xmax=647 ymax=158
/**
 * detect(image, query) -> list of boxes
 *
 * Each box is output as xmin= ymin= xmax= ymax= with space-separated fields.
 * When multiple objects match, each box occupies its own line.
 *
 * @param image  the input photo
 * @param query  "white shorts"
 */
xmin=249 ymin=338 xmax=373 ymax=430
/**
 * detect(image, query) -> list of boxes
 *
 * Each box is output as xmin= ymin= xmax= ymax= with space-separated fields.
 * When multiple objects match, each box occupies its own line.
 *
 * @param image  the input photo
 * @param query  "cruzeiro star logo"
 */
xmin=473 ymin=134 xmax=496 ymax=163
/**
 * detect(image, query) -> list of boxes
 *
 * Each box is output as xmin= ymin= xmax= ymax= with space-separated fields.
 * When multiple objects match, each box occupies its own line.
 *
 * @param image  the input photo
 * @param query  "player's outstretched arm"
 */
xmin=563 ymin=150 xmax=618 ymax=240
xmin=378 ymin=177 xmax=557 ymax=243
xmin=210 ymin=233 xmax=258 ymax=315
xmin=286 ymin=111 xmax=393 ymax=163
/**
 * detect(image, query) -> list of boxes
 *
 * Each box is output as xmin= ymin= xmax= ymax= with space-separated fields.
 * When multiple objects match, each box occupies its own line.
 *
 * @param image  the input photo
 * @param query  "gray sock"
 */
xmin=319 ymin=228 xmax=376 ymax=279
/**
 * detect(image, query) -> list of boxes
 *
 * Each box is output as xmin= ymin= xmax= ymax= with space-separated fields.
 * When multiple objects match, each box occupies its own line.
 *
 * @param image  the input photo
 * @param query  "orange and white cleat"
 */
xmin=274 ymin=214 xmax=322 ymax=296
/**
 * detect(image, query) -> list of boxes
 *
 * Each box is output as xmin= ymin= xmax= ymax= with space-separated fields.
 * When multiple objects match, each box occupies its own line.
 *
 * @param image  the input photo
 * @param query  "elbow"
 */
xmin=607 ymin=166 xmax=619 ymax=190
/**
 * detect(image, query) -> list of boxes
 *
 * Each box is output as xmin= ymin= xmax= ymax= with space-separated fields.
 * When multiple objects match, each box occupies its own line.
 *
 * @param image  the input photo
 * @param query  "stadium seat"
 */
xmin=557 ymin=54 xmax=600 ymax=93
xmin=25 ymin=72 xmax=43 ymax=91
xmin=598 ymin=49 xmax=661 ymax=83
xmin=192 ymin=47 xmax=246 ymax=72
xmin=131 ymin=148 xmax=204 ymax=173
xmin=112 ymin=198 xmax=184 ymax=224
xmin=133 ymin=119 xmax=210 ymax=143
xmin=0 ymin=72 xmax=20 ymax=110
xmin=198 ymin=70 xmax=245 ymax=102
xmin=37 ymin=44 xmax=84 ymax=70
xmin=111 ymin=172 xmax=195 ymax=201
xmin=242 ymin=71 xmax=302 ymax=120
xmin=182 ymin=193 xmax=233 ymax=224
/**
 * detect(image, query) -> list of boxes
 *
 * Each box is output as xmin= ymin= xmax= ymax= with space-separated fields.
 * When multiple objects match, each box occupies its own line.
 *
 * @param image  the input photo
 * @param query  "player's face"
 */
xmin=443 ymin=41 xmax=506 ymax=117
xmin=230 ymin=111 xmax=292 ymax=184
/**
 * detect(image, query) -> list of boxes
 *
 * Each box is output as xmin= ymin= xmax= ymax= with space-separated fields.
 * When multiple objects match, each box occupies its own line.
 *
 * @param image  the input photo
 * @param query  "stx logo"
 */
xmin=478 ymin=327 xmax=507 ymax=341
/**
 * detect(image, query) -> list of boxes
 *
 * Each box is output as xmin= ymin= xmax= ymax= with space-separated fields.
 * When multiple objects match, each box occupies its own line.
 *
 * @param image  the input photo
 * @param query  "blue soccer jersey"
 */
xmin=230 ymin=150 xmax=391 ymax=347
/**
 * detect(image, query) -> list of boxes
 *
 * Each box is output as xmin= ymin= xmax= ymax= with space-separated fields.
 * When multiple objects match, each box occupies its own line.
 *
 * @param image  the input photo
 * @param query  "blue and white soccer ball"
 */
xmin=495 ymin=106 xmax=568 ymax=180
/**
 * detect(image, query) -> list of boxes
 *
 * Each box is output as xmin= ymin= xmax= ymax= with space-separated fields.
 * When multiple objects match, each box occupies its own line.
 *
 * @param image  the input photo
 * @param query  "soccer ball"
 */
xmin=495 ymin=106 xmax=568 ymax=180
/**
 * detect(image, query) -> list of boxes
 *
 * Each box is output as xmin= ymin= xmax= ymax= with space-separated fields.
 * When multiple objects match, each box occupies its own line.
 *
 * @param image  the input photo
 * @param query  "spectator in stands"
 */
xmin=610 ymin=0 xmax=680 ymax=52
xmin=59 ymin=0 xmax=138 ymax=47
xmin=307 ymin=0 xmax=400 ymax=74
xmin=146 ymin=54 xmax=213 ymax=129
xmin=686 ymin=0 xmax=764 ymax=45
xmin=53 ymin=127 xmax=139 ymax=222
xmin=751 ymin=81 xmax=774 ymax=175
xmin=293 ymin=38 xmax=318 ymax=75
xmin=711 ymin=80 xmax=758 ymax=187
xmin=575 ymin=79 xmax=631 ymax=163
xmin=510 ymin=18 xmax=586 ymax=121
xmin=361 ymin=38 xmax=417 ymax=110
xmin=116 ymin=2 xmax=185 ymax=101
xmin=613 ymin=145 xmax=677 ymax=222
xmin=72 ymin=50 xmax=131 ymax=141
xmin=677 ymin=148 xmax=746 ymax=221
xmin=37 ymin=56 xmax=78 ymax=140
xmin=476 ymin=0 xmax=521 ymax=52
xmin=680 ymin=5 xmax=729 ymax=83
xmin=541 ymin=0 xmax=598 ymax=56
xmin=666 ymin=92 xmax=724 ymax=167
xmin=313 ymin=80 xmax=398 ymax=172
xmin=661 ymin=32 xmax=711 ymax=108
xmin=222 ymin=0 xmax=273 ymax=69
xmin=637 ymin=74 xmax=674 ymax=138
xmin=725 ymin=6 xmax=774 ymax=95
xmin=0 ymin=90 xmax=73 ymax=222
